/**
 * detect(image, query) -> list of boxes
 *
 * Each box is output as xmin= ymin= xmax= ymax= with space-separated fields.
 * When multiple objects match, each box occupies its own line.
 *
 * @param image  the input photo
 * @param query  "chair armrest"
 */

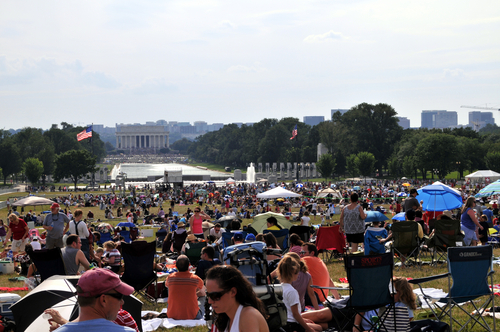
xmin=310 ymin=285 xmax=345 ymax=291
xmin=408 ymin=273 xmax=449 ymax=285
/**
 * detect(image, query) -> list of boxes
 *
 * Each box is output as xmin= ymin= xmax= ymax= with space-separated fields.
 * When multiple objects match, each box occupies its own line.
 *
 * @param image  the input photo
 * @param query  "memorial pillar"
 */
xmin=116 ymin=136 xmax=119 ymax=149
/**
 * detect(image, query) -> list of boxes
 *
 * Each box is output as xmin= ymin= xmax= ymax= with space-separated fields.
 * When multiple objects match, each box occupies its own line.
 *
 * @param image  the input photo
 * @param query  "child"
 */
xmin=0 ymin=219 xmax=7 ymax=246
xmin=364 ymin=221 xmax=391 ymax=255
xmin=277 ymin=256 xmax=321 ymax=332
xmin=91 ymin=247 xmax=104 ymax=268
xmin=478 ymin=214 xmax=490 ymax=245
xmin=102 ymin=241 xmax=121 ymax=273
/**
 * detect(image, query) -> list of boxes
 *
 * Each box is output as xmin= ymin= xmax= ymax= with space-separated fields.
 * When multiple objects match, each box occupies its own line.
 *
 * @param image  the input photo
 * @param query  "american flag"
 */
xmin=290 ymin=124 xmax=297 ymax=140
xmin=77 ymin=126 xmax=93 ymax=141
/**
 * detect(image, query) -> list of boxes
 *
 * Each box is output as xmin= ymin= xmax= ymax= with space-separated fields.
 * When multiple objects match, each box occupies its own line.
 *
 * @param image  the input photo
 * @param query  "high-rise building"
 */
xmin=397 ymin=117 xmax=410 ymax=129
xmin=469 ymin=111 xmax=495 ymax=130
xmin=331 ymin=109 xmax=349 ymax=119
xmin=421 ymin=110 xmax=458 ymax=129
xmin=303 ymin=116 xmax=325 ymax=127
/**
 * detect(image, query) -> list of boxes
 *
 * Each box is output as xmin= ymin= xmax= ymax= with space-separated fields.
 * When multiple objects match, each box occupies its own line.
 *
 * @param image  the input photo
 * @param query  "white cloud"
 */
xmin=218 ymin=20 xmax=235 ymax=29
xmin=227 ymin=62 xmax=265 ymax=73
xmin=303 ymin=30 xmax=347 ymax=43
xmin=443 ymin=68 xmax=465 ymax=79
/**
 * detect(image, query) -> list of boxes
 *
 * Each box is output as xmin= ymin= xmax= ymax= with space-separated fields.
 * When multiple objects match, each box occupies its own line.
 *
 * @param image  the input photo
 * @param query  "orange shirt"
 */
xmin=165 ymin=271 xmax=204 ymax=319
xmin=302 ymin=256 xmax=331 ymax=302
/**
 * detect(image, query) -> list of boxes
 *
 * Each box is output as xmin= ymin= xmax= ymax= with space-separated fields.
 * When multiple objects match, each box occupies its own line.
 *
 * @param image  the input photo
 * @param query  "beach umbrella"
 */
xmin=216 ymin=215 xmax=239 ymax=228
xmin=117 ymin=222 xmax=136 ymax=228
xmin=256 ymin=187 xmax=302 ymax=199
xmin=402 ymin=183 xmax=411 ymax=187
xmin=416 ymin=183 xmax=462 ymax=213
xmin=475 ymin=180 xmax=500 ymax=198
xmin=353 ymin=186 xmax=360 ymax=190
xmin=96 ymin=223 xmax=113 ymax=233
xmin=250 ymin=212 xmax=293 ymax=233
xmin=195 ymin=189 xmax=208 ymax=195
xmin=392 ymin=212 xmax=406 ymax=221
xmin=12 ymin=196 xmax=55 ymax=207
xmin=296 ymin=183 xmax=304 ymax=188
xmin=397 ymin=192 xmax=407 ymax=197
xmin=365 ymin=211 xmax=389 ymax=223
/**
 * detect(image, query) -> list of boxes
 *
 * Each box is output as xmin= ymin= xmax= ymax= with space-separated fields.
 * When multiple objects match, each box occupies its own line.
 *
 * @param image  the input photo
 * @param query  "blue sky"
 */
xmin=1 ymin=0 xmax=499 ymax=130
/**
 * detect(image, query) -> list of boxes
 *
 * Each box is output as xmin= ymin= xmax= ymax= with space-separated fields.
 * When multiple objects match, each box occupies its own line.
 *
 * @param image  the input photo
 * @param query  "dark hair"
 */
xmin=302 ymin=242 xmax=318 ymax=257
xmin=74 ymin=209 xmax=83 ymax=217
xmin=405 ymin=209 xmax=416 ymax=221
xmin=267 ymin=216 xmax=278 ymax=225
xmin=410 ymin=188 xmax=417 ymax=195
xmin=230 ymin=220 xmax=241 ymax=231
xmin=202 ymin=245 xmax=215 ymax=259
xmin=214 ymin=223 xmax=221 ymax=228
xmin=176 ymin=255 xmax=190 ymax=272
xmin=264 ymin=232 xmax=278 ymax=248
xmin=66 ymin=234 xmax=80 ymax=246
xmin=415 ymin=210 xmax=423 ymax=218
xmin=284 ymin=252 xmax=308 ymax=273
xmin=350 ymin=193 xmax=359 ymax=202
xmin=289 ymin=233 xmax=303 ymax=246
xmin=206 ymin=265 xmax=266 ymax=331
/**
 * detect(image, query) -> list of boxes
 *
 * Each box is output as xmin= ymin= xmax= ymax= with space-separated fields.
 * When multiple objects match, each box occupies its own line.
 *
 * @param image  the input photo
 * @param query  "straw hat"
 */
xmin=186 ymin=234 xmax=197 ymax=242
xmin=177 ymin=221 xmax=186 ymax=227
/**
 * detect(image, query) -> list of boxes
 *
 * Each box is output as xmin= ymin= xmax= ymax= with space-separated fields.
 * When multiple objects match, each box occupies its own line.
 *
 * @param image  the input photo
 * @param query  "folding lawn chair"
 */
xmin=288 ymin=225 xmax=312 ymax=243
xmin=97 ymin=231 xmax=112 ymax=246
xmin=263 ymin=228 xmax=289 ymax=251
xmin=315 ymin=225 xmax=346 ymax=262
xmin=219 ymin=231 xmax=247 ymax=250
xmin=312 ymin=252 xmax=399 ymax=332
xmin=390 ymin=221 xmax=422 ymax=269
xmin=171 ymin=231 xmax=188 ymax=253
xmin=427 ymin=219 xmax=464 ymax=266
xmin=121 ymin=240 xmax=158 ymax=303
xmin=409 ymin=245 xmax=495 ymax=332
xmin=184 ymin=241 xmax=207 ymax=266
xmin=27 ymin=247 xmax=67 ymax=283
xmin=223 ymin=242 xmax=269 ymax=285
xmin=120 ymin=230 xmax=131 ymax=243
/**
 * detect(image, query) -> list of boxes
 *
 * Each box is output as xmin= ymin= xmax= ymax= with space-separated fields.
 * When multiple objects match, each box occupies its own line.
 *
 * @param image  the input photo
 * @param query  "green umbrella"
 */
xmin=250 ymin=212 xmax=293 ymax=233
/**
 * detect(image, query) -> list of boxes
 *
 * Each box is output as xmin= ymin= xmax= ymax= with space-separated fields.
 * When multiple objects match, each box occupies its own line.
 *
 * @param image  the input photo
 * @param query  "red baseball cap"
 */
xmin=50 ymin=203 xmax=60 ymax=210
xmin=77 ymin=268 xmax=134 ymax=297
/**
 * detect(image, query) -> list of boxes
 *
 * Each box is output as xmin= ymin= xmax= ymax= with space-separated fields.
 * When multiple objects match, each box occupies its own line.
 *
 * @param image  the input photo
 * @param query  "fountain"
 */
xmin=246 ymin=162 xmax=256 ymax=184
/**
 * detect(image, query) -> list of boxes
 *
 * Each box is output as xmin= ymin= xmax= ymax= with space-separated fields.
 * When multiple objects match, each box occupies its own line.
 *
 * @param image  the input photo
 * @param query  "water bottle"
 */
xmin=7 ymin=250 xmax=13 ymax=261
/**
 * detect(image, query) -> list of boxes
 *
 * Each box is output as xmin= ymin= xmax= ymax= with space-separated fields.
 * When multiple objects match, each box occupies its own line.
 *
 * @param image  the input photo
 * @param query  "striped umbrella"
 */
xmin=475 ymin=180 xmax=500 ymax=198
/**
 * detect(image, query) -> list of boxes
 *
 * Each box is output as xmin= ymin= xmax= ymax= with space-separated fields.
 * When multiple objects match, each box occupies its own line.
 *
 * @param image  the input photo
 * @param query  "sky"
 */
xmin=1 ymin=0 xmax=500 ymax=130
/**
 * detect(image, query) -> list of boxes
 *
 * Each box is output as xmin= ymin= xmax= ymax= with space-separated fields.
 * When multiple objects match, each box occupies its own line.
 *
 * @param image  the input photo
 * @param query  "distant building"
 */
xmin=303 ymin=116 xmax=325 ymax=127
xmin=208 ymin=123 xmax=224 ymax=132
xmin=194 ymin=121 xmax=208 ymax=133
xmin=331 ymin=109 xmax=349 ymax=119
xmin=115 ymin=124 xmax=169 ymax=150
xmin=421 ymin=110 xmax=457 ymax=129
xmin=233 ymin=122 xmax=243 ymax=128
xmin=397 ymin=117 xmax=410 ymax=129
xmin=469 ymin=111 xmax=495 ymax=130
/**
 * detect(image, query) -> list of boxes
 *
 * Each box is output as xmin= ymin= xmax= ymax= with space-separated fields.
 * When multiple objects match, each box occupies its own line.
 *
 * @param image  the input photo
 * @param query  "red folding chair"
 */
xmin=315 ymin=225 xmax=347 ymax=262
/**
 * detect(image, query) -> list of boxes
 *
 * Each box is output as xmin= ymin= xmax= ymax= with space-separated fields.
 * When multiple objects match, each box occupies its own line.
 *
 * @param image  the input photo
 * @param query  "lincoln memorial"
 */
xmin=116 ymin=124 xmax=169 ymax=151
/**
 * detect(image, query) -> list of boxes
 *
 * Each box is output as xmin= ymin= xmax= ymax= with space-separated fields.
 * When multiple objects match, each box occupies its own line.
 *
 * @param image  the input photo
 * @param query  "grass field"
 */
xmin=0 ymin=190 xmax=498 ymax=331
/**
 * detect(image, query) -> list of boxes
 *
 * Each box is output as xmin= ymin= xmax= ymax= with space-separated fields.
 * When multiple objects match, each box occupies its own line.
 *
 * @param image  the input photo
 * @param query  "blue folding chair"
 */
xmin=410 ymin=246 xmax=495 ymax=332
xmin=222 ymin=242 xmax=268 ymax=285
xmin=120 ymin=230 xmax=131 ymax=243
xmin=97 ymin=231 xmax=112 ymax=246
xmin=263 ymin=229 xmax=289 ymax=251
xmin=219 ymin=231 xmax=247 ymax=249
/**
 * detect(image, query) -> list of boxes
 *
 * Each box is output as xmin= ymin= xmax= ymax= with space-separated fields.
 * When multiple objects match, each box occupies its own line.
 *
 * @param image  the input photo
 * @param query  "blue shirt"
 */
xmin=483 ymin=209 xmax=494 ymax=224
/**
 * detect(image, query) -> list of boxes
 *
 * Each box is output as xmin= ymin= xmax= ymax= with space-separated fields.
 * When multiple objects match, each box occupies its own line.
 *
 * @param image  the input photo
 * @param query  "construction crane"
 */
xmin=461 ymin=105 xmax=500 ymax=111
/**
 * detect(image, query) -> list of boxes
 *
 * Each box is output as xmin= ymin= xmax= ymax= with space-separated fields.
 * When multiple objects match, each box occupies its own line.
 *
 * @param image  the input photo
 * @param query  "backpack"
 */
xmin=258 ymin=285 xmax=287 ymax=332
xmin=0 ymin=315 xmax=16 ymax=332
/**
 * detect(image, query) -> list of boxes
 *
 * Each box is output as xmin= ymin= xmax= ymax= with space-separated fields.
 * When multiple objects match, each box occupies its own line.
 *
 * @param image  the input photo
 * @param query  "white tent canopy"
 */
xmin=256 ymin=187 xmax=302 ymax=199
xmin=316 ymin=188 xmax=341 ymax=198
xmin=12 ymin=196 xmax=55 ymax=207
xmin=465 ymin=170 xmax=500 ymax=182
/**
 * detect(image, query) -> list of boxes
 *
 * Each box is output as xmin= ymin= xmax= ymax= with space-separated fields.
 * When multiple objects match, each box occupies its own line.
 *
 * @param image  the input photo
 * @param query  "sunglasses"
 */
xmin=207 ymin=290 xmax=228 ymax=301
xmin=300 ymin=251 xmax=307 ymax=254
xmin=99 ymin=293 xmax=124 ymax=301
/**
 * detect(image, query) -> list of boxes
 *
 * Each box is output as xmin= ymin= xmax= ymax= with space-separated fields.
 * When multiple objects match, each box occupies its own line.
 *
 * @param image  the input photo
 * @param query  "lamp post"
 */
xmin=433 ymin=168 xmax=439 ymax=180
xmin=456 ymin=162 xmax=461 ymax=180
xmin=305 ymin=163 xmax=310 ymax=182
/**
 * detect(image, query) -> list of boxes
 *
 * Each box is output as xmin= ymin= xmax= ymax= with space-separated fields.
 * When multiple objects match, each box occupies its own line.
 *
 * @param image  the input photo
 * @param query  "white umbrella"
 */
xmin=256 ymin=187 xmax=302 ymax=199
xmin=316 ymin=188 xmax=341 ymax=198
xmin=12 ymin=196 xmax=55 ymax=207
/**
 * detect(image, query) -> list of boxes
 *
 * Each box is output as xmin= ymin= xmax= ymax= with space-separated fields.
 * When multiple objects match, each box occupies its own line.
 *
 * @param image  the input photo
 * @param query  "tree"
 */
xmin=54 ymin=150 xmax=97 ymax=190
xmin=0 ymin=138 xmax=22 ymax=184
xmin=316 ymin=154 xmax=336 ymax=182
xmin=171 ymin=138 xmax=193 ymax=154
xmin=485 ymin=152 xmax=500 ymax=172
xmin=387 ymin=156 xmax=399 ymax=178
xmin=401 ymin=156 xmax=416 ymax=178
xmin=415 ymin=133 xmax=458 ymax=179
xmin=355 ymin=152 xmax=376 ymax=182
xmin=24 ymin=158 xmax=44 ymax=185
xmin=346 ymin=154 xmax=357 ymax=178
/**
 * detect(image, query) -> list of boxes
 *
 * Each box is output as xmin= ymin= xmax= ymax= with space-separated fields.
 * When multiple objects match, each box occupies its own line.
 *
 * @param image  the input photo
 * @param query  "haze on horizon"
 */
xmin=1 ymin=0 xmax=499 ymax=131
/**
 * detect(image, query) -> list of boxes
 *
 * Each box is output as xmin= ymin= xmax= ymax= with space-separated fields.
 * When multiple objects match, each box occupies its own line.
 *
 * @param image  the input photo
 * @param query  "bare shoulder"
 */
xmin=239 ymin=306 xmax=269 ymax=332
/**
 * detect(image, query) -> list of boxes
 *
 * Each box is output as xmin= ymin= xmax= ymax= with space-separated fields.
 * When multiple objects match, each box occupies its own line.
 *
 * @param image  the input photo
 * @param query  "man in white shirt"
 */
xmin=68 ymin=209 xmax=90 ymax=260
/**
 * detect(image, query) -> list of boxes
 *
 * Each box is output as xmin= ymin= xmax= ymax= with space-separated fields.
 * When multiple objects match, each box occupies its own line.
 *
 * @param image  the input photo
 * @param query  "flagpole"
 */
xmin=296 ymin=126 xmax=300 ymax=183
xmin=90 ymin=123 xmax=95 ymax=189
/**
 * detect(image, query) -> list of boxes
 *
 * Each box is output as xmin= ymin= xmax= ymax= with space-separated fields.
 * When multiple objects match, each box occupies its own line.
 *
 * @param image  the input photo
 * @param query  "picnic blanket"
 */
xmin=141 ymin=309 xmax=205 ymax=331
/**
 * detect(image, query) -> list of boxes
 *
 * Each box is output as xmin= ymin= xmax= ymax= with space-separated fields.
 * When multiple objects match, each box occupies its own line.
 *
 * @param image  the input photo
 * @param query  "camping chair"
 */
xmin=315 ymin=225 xmax=346 ymax=262
xmin=219 ymin=231 xmax=247 ymax=250
xmin=172 ymin=231 xmax=188 ymax=253
xmin=26 ymin=247 xmax=67 ymax=283
xmin=263 ymin=228 xmax=289 ymax=251
xmin=184 ymin=241 xmax=207 ymax=266
xmin=390 ymin=221 xmax=422 ymax=269
xmin=97 ymin=231 xmax=112 ymax=246
xmin=409 ymin=246 xmax=495 ymax=332
xmin=222 ymin=242 xmax=269 ymax=285
xmin=427 ymin=219 xmax=464 ymax=266
xmin=120 ymin=230 xmax=131 ymax=243
xmin=288 ymin=225 xmax=312 ymax=243
xmin=130 ymin=227 xmax=139 ymax=241
xmin=121 ymin=240 xmax=158 ymax=303
xmin=312 ymin=252 xmax=398 ymax=332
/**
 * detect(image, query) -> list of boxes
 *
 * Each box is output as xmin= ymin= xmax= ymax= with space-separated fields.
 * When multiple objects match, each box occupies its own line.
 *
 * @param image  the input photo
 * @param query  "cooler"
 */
xmin=0 ymin=260 xmax=14 ymax=274
xmin=0 ymin=293 xmax=21 ymax=320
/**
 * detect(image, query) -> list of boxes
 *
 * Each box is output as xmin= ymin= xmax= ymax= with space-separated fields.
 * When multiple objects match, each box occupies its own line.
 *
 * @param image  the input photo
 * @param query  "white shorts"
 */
xmin=12 ymin=238 xmax=28 ymax=252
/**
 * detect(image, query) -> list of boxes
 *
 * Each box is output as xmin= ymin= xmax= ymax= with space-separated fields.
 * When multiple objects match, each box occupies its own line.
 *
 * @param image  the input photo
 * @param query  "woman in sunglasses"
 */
xmin=189 ymin=208 xmax=210 ymax=239
xmin=206 ymin=266 xmax=269 ymax=332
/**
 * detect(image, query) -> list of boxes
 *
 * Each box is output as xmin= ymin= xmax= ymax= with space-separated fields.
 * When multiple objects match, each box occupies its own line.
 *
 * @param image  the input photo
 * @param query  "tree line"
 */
xmin=186 ymin=102 xmax=500 ymax=179
xmin=0 ymin=123 xmax=105 ymax=186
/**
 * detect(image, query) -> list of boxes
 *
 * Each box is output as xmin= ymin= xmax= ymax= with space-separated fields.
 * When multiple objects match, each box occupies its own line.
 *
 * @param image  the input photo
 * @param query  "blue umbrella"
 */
xmin=117 ymin=222 xmax=136 ymax=228
xmin=353 ymin=186 xmax=360 ymax=190
xmin=365 ymin=211 xmax=389 ymax=223
xmin=475 ymin=180 xmax=500 ymax=198
xmin=392 ymin=212 xmax=406 ymax=221
xmin=397 ymin=192 xmax=407 ymax=197
xmin=416 ymin=183 xmax=462 ymax=212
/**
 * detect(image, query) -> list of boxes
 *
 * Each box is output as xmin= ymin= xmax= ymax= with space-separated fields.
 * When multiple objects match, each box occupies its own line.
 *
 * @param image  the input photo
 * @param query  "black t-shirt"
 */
xmin=195 ymin=259 xmax=221 ymax=280
xmin=478 ymin=221 xmax=489 ymax=239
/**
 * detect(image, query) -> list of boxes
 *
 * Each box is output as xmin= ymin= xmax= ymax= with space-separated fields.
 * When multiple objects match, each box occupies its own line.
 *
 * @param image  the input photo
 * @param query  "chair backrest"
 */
xmin=432 ymin=219 xmax=464 ymax=249
xmin=185 ymin=241 xmax=207 ymax=265
xmin=27 ymin=248 xmax=67 ymax=282
xmin=391 ymin=221 xmax=419 ymax=255
xmin=289 ymin=225 xmax=311 ymax=243
xmin=263 ymin=229 xmax=289 ymax=250
xmin=130 ymin=227 xmax=139 ymax=241
xmin=345 ymin=252 xmax=394 ymax=310
xmin=447 ymin=245 xmax=492 ymax=302
xmin=223 ymin=242 xmax=268 ymax=285
xmin=97 ymin=231 xmax=112 ymax=246
xmin=121 ymin=241 xmax=157 ymax=291
xmin=172 ymin=231 xmax=188 ymax=253
xmin=120 ymin=230 xmax=131 ymax=243
xmin=315 ymin=225 xmax=346 ymax=254
xmin=220 ymin=231 xmax=247 ymax=249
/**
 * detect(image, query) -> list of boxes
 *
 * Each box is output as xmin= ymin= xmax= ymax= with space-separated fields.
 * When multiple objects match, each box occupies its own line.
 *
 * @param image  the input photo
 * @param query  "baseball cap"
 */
xmin=245 ymin=234 xmax=256 ymax=242
xmin=50 ymin=203 xmax=60 ymax=210
xmin=77 ymin=268 xmax=134 ymax=297
xmin=233 ymin=232 xmax=244 ymax=241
